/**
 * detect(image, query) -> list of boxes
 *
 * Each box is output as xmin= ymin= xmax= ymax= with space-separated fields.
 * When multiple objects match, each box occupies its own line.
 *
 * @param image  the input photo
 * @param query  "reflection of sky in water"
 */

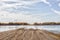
xmin=0 ymin=25 xmax=60 ymax=33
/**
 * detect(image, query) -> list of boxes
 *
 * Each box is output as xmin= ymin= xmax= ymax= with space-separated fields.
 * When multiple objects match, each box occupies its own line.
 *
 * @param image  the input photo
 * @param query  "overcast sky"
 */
xmin=0 ymin=0 xmax=60 ymax=23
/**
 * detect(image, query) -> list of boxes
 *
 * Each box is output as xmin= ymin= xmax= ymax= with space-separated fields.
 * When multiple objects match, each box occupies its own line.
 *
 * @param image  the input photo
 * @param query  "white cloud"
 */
xmin=41 ymin=0 xmax=51 ymax=6
xmin=0 ymin=0 xmax=39 ymax=11
xmin=0 ymin=0 xmax=51 ymax=8
xmin=58 ymin=3 xmax=60 ymax=7
xmin=0 ymin=0 xmax=51 ymax=23
xmin=51 ymin=9 xmax=60 ymax=15
xmin=0 ymin=0 xmax=51 ymax=13
xmin=0 ymin=11 xmax=43 ymax=23
xmin=0 ymin=11 xmax=52 ymax=23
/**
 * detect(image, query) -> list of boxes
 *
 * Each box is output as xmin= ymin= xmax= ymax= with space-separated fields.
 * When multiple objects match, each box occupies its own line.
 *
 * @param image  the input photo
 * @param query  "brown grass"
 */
xmin=0 ymin=28 xmax=60 ymax=40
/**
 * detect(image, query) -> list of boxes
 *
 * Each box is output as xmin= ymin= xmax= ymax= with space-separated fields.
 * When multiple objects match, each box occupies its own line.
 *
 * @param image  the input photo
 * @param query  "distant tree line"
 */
xmin=0 ymin=22 xmax=60 ymax=25
xmin=33 ymin=22 xmax=60 ymax=25
xmin=0 ymin=22 xmax=30 ymax=25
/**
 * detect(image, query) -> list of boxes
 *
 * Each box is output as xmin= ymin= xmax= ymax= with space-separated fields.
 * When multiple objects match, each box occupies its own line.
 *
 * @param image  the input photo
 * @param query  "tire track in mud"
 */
xmin=0 ymin=28 xmax=60 ymax=40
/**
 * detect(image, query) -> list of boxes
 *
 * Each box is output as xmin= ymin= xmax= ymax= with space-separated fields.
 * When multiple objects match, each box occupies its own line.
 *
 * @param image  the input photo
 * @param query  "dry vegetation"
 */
xmin=0 ymin=28 xmax=60 ymax=40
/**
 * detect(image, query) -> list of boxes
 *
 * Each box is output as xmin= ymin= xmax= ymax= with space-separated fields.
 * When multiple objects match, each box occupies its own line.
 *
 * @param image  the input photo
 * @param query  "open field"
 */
xmin=0 ymin=28 xmax=60 ymax=40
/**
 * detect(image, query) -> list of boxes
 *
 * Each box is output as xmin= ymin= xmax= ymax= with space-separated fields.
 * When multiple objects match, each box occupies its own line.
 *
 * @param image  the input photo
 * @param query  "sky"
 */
xmin=0 ymin=0 xmax=60 ymax=23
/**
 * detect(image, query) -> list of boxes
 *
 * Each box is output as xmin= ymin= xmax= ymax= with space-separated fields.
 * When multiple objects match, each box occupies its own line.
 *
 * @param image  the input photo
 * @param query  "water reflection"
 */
xmin=0 ymin=25 xmax=60 ymax=33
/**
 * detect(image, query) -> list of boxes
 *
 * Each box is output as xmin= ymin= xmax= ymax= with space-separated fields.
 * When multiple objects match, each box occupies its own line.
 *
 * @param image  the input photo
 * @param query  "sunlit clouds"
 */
xmin=0 ymin=0 xmax=60 ymax=23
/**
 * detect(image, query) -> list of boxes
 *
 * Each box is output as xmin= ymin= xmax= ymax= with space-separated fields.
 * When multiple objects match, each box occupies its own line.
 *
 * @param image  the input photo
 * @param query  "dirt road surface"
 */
xmin=0 ymin=28 xmax=60 ymax=40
